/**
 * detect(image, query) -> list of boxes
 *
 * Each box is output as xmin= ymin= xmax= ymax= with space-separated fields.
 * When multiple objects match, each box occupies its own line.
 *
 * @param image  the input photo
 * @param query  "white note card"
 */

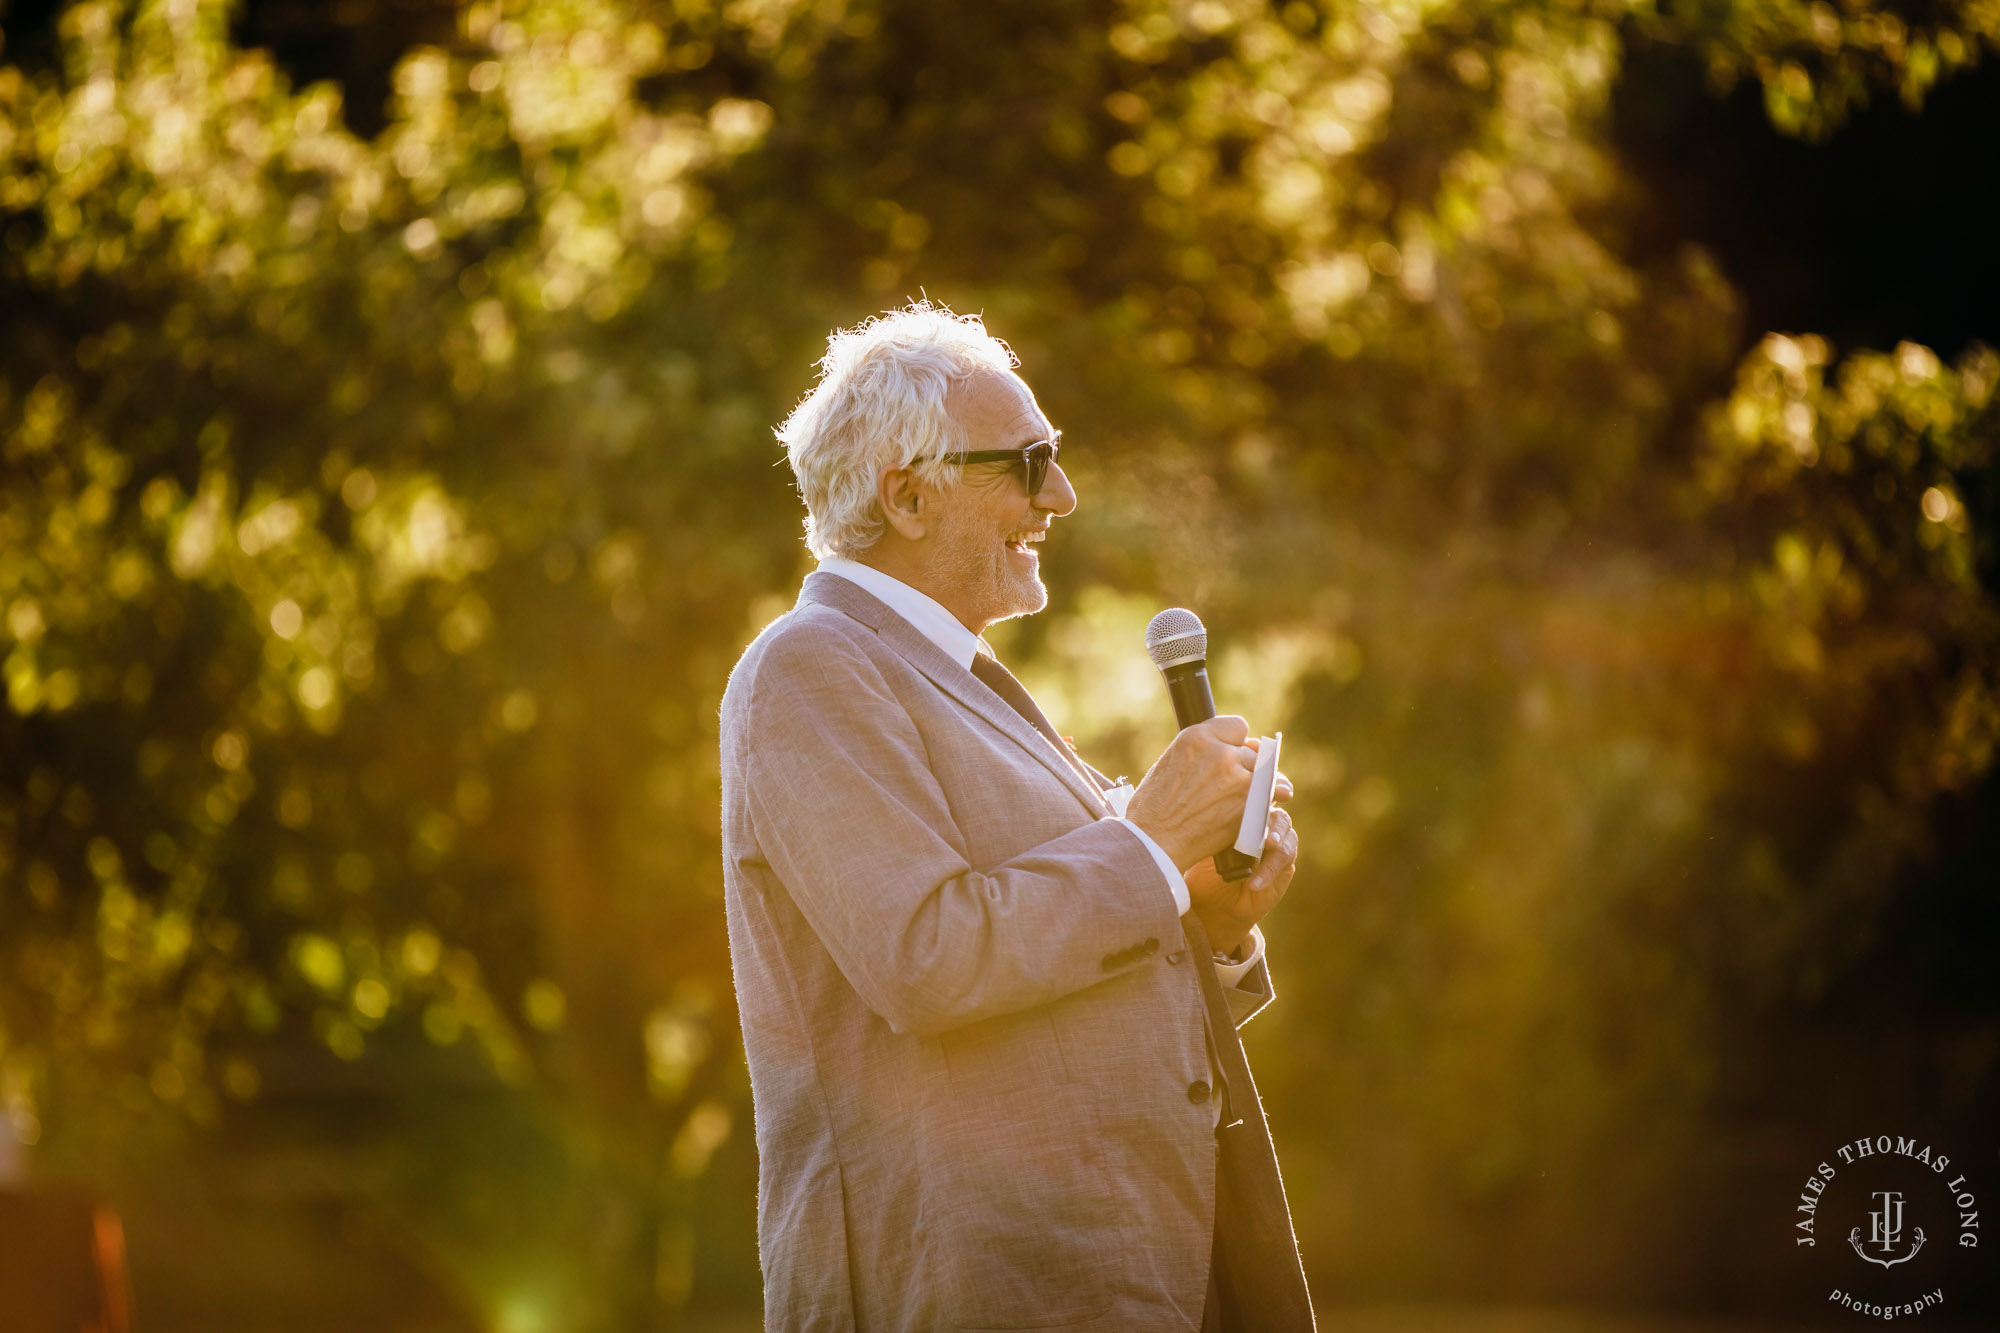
xmin=1233 ymin=731 xmax=1282 ymax=858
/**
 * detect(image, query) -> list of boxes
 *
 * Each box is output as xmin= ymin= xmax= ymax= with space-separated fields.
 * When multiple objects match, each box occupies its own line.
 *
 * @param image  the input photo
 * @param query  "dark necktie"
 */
xmin=969 ymin=652 xmax=1100 ymax=791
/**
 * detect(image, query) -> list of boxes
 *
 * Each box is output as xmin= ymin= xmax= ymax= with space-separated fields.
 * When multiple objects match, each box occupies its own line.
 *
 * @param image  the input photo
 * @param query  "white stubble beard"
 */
xmin=934 ymin=521 xmax=1047 ymax=630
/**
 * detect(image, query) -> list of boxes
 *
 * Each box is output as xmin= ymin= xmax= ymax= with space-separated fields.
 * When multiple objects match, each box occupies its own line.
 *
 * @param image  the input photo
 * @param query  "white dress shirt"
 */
xmin=818 ymin=558 xmax=1265 ymax=982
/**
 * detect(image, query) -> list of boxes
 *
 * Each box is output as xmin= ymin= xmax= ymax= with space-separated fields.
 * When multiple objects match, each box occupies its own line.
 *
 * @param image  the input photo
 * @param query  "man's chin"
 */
xmin=988 ymin=572 xmax=1048 ymax=625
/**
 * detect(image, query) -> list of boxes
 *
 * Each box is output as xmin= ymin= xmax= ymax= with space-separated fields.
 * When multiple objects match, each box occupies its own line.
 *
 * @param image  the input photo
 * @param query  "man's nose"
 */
xmin=1033 ymin=461 xmax=1077 ymax=517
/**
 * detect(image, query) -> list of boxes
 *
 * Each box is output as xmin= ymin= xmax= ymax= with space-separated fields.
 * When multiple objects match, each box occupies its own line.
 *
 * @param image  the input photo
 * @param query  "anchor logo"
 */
xmin=1849 ymin=1190 xmax=1926 ymax=1268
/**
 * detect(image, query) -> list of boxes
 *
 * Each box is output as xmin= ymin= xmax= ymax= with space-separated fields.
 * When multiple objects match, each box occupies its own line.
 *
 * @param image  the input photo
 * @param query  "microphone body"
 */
xmin=1146 ymin=611 xmax=1258 ymax=883
xmin=1162 ymin=658 xmax=1221 ymax=734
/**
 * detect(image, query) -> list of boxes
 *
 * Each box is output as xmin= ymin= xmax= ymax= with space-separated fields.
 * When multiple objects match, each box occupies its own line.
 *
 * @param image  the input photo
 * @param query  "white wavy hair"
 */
xmin=777 ymin=301 xmax=1018 ymax=559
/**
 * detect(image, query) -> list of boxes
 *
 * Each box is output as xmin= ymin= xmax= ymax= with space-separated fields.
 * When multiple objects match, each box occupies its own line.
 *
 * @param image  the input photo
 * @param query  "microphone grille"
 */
xmin=1145 ymin=608 xmax=1207 ymax=670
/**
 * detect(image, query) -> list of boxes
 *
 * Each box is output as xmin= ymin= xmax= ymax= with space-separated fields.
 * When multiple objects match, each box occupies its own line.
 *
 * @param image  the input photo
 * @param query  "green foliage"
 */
xmin=1 ymin=0 xmax=1994 ymax=1321
xmin=1642 ymin=0 xmax=2000 ymax=137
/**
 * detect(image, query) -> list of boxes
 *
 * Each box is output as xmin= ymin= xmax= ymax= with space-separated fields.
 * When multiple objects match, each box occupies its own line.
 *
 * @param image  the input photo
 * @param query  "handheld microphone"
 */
xmin=1144 ymin=608 xmax=1257 ymax=883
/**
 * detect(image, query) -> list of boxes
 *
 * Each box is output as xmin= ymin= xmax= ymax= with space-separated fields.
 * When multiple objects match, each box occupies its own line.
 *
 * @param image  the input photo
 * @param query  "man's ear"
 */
xmin=877 ymin=466 xmax=928 ymax=541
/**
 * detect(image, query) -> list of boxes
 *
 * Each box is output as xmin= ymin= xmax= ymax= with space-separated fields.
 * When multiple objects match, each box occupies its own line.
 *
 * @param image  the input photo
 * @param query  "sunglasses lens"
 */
xmin=1026 ymin=442 xmax=1053 ymax=495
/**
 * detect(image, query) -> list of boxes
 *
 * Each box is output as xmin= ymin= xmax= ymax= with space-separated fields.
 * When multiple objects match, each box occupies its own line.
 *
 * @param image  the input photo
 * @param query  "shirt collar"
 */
xmin=816 ymin=558 xmax=985 ymax=670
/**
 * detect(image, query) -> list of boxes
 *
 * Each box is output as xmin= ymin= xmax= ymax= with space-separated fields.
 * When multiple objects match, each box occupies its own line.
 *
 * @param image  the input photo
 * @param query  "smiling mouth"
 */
xmin=1005 ymin=530 xmax=1046 ymax=555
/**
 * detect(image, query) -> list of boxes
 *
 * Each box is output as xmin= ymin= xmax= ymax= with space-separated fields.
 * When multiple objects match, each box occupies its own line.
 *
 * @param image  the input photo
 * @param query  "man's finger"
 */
xmin=1251 ymin=829 xmax=1296 ymax=890
xmin=1272 ymin=772 xmax=1294 ymax=803
xmin=1261 ymin=808 xmax=1296 ymax=858
xmin=1205 ymin=714 xmax=1251 ymax=746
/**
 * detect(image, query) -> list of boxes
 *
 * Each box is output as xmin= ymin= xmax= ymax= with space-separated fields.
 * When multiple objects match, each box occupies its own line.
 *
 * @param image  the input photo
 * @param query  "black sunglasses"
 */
xmin=928 ymin=435 xmax=1062 ymax=496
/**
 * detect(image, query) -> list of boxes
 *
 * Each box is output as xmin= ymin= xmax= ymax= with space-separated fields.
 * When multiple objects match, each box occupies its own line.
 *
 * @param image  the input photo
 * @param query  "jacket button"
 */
xmin=1143 ymin=938 xmax=1160 ymax=955
xmin=1166 ymin=949 xmax=1188 ymax=966
xmin=1187 ymin=1080 xmax=1210 ymax=1105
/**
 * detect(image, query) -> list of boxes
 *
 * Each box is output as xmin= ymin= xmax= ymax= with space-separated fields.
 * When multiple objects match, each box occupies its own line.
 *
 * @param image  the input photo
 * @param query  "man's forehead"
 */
xmin=947 ymin=369 xmax=1051 ymax=440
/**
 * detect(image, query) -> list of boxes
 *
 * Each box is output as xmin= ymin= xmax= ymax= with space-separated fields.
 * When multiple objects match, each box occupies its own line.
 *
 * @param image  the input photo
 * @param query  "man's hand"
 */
xmin=1125 ymin=716 xmax=1257 ymax=871
xmin=1186 ymin=802 xmax=1297 ymax=957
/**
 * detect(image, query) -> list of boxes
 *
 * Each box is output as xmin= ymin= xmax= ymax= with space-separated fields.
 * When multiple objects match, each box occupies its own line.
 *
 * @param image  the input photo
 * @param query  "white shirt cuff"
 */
xmin=1212 ymin=925 xmax=1264 ymax=989
xmin=1110 ymin=818 xmax=1190 ymax=915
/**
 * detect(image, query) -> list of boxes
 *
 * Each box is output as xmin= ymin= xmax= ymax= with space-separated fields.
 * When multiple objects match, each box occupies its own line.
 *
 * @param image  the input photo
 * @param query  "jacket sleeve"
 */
xmin=737 ymin=626 xmax=1186 ymax=1037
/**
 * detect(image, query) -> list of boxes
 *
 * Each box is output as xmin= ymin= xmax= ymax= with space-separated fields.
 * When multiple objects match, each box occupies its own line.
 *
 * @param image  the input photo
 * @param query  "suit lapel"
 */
xmin=799 ymin=572 xmax=1113 ymax=818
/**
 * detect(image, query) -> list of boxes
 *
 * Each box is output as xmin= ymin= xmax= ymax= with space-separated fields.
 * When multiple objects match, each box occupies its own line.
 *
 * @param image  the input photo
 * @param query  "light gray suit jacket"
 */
xmin=720 ymin=572 xmax=1274 ymax=1331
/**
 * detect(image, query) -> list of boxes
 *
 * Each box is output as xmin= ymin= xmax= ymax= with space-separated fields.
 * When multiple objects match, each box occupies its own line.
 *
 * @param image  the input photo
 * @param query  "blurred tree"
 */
xmin=1 ymin=0 xmax=1994 ymax=1323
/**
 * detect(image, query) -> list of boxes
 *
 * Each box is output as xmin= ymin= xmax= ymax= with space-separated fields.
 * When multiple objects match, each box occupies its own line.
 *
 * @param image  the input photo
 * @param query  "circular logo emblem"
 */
xmin=1794 ymin=1134 xmax=1981 ymax=1319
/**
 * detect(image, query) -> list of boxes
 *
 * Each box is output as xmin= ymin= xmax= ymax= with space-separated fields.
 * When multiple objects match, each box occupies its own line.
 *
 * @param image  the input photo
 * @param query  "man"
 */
xmin=720 ymin=303 xmax=1312 ymax=1330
